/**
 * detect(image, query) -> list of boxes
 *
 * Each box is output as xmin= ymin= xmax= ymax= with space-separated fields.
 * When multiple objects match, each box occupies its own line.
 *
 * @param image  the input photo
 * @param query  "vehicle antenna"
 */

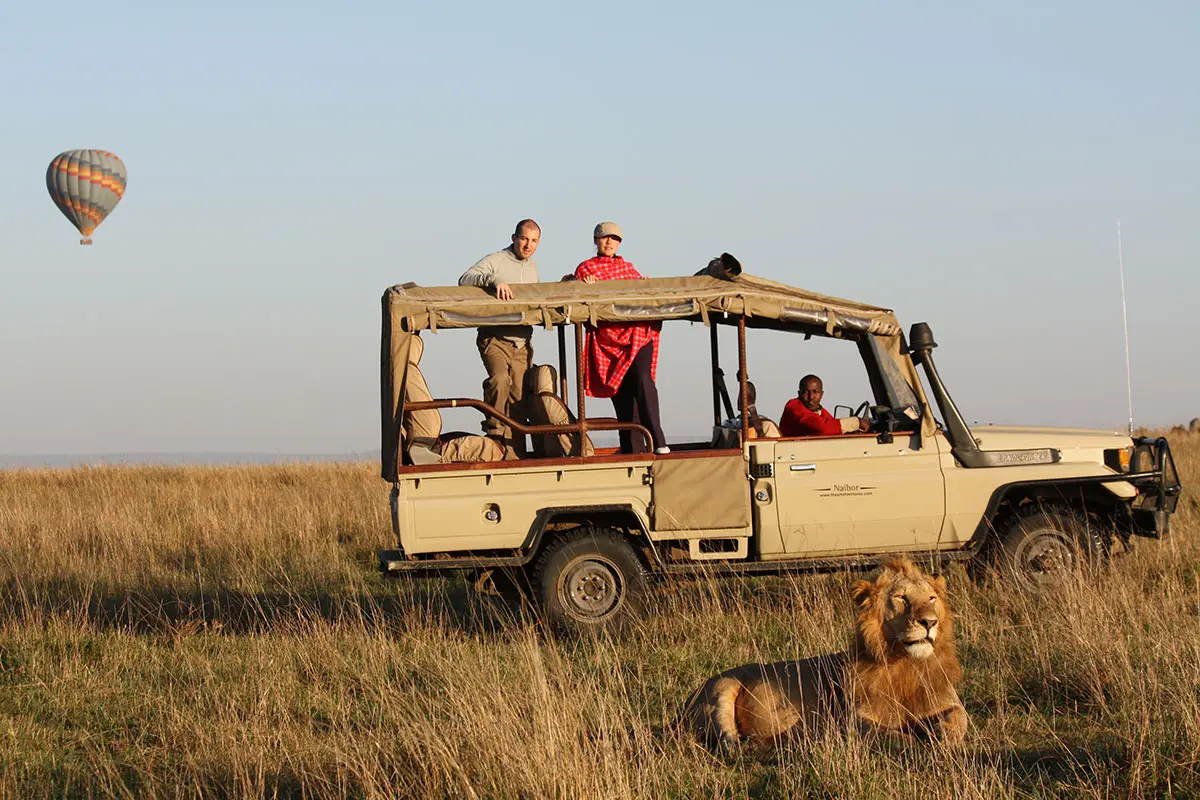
xmin=1117 ymin=219 xmax=1134 ymax=436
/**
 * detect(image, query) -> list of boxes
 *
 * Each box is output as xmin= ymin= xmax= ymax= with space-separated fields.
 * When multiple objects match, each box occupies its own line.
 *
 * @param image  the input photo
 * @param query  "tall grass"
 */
xmin=0 ymin=436 xmax=1196 ymax=798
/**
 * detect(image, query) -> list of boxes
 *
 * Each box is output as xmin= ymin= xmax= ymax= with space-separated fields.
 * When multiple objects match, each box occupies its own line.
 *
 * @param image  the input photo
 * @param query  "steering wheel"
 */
xmin=853 ymin=401 xmax=898 ymax=434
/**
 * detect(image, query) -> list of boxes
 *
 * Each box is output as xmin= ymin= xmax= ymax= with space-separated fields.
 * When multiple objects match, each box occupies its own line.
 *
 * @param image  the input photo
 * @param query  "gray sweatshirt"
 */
xmin=458 ymin=246 xmax=539 ymax=342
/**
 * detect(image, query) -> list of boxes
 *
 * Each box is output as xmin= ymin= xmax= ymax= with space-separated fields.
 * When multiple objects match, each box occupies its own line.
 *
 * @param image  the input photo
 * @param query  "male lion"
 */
xmin=685 ymin=557 xmax=968 ymax=748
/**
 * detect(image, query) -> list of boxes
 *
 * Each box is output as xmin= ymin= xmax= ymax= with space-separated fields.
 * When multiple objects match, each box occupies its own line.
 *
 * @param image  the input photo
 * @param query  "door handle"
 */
xmin=789 ymin=463 xmax=817 ymax=472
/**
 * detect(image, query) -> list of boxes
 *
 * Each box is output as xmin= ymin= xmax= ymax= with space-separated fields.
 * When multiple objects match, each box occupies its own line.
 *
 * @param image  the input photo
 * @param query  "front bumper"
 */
xmin=1128 ymin=436 xmax=1183 ymax=539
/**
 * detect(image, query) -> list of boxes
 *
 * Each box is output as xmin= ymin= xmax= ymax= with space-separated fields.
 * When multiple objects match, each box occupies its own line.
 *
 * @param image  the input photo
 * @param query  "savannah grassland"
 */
xmin=1 ymin=436 xmax=1197 ymax=799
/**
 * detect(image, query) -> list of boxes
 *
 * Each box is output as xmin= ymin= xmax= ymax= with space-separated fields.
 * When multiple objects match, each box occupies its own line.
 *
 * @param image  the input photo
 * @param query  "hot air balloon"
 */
xmin=46 ymin=150 xmax=127 ymax=245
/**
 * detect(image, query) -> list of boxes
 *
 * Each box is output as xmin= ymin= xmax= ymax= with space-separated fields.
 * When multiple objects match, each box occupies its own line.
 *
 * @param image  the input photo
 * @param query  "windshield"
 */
xmin=867 ymin=336 xmax=922 ymax=419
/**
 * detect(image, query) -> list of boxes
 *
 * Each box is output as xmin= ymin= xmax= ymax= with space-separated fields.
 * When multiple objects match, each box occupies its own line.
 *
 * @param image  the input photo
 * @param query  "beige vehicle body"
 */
xmin=379 ymin=258 xmax=1181 ymax=615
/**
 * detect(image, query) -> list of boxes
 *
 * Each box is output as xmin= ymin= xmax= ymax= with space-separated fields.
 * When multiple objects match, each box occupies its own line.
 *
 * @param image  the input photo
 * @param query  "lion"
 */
xmin=684 ymin=557 xmax=968 ymax=748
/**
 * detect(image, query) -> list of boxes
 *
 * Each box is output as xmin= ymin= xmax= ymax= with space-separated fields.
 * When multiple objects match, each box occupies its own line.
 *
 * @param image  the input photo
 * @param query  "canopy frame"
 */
xmin=381 ymin=271 xmax=936 ymax=481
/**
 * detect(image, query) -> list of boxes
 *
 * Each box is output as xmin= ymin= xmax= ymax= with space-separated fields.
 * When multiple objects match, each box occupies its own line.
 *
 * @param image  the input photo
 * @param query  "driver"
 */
xmin=779 ymin=374 xmax=869 ymax=437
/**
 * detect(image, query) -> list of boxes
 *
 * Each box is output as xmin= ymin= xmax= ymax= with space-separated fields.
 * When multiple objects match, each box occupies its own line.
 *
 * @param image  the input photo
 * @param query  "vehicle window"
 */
xmin=413 ymin=328 xmax=565 ymax=435
xmin=406 ymin=323 xmax=891 ymax=449
xmin=599 ymin=322 xmax=876 ymax=446
xmin=737 ymin=329 xmax=877 ymax=425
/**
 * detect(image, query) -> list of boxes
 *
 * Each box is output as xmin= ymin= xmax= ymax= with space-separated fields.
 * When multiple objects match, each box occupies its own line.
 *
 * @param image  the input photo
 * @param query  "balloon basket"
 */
xmin=80 ymin=238 xmax=93 ymax=245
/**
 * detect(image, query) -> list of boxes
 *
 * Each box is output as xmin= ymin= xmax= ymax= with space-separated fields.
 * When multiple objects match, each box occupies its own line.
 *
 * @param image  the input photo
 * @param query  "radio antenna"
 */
xmin=1117 ymin=219 xmax=1134 ymax=435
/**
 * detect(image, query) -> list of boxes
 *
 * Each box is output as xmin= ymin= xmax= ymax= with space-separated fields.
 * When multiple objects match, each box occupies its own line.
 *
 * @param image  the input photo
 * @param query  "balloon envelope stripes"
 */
xmin=46 ymin=150 xmax=127 ymax=245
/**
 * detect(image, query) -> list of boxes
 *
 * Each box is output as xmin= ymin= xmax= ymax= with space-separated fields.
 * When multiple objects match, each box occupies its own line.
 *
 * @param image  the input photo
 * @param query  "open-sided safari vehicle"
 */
xmin=380 ymin=257 xmax=1182 ymax=632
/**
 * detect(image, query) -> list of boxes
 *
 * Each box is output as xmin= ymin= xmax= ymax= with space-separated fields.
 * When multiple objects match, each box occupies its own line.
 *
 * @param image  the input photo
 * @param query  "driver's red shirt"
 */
xmin=779 ymin=398 xmax=843 ymax=437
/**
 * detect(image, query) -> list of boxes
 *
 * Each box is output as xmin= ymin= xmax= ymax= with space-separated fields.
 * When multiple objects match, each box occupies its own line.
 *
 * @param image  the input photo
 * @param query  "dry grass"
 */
xmin=0 ymin=436 xmax=1197 ymax=798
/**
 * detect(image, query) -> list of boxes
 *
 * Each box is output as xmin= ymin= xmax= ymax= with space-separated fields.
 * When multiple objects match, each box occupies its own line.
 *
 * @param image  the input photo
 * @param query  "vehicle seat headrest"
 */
xmin=407 ymin=333 xmax=424 ymax=366
xmin=527 ymin=364 xmax=558 ymax=395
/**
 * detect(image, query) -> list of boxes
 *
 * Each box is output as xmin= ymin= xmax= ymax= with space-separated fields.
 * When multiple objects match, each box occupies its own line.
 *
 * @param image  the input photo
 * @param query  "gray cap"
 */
xmin=593 ymin=221 xmax=623 ymax=240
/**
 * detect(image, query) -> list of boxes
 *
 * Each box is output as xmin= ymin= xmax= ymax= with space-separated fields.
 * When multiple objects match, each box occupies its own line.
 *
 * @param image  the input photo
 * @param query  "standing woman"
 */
xmin=574 ymin=222 xmax=670 ymax=455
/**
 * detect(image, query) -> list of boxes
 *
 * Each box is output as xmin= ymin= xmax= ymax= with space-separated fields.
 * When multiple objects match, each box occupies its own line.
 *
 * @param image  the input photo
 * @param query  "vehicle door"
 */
xmin=773 ymin=432 xmax=945 ymax=555
xmin=651 ymin=451 xmax=752 ymax=535
xmin=772 ymin=337 xmax=946 ymax=556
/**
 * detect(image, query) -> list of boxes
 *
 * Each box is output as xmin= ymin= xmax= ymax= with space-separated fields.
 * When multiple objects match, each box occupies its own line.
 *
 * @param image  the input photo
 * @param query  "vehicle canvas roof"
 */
xmin=382 ymin=270 xmax=902 ymax=336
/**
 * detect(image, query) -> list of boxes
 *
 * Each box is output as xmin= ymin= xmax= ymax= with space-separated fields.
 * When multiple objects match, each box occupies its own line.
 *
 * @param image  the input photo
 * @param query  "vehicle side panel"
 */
xmin=396 ymin=461 xmax=652 ymax=554
xmin=935 ymin=432 xmax=1132 ymax=544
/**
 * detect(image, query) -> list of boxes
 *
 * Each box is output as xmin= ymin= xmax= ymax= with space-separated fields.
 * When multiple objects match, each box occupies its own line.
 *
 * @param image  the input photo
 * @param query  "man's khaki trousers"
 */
xmin=477 ymin=334 xmax=532 ymax=454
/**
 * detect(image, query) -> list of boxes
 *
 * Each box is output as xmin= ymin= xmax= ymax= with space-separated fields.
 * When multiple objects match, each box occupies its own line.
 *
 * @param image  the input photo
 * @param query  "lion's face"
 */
xmin=853 ymin=558 xmax=951 ymax=663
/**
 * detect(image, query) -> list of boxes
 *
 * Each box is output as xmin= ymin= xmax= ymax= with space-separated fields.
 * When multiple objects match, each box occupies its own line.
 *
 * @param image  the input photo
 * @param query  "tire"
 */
xmin=534 ymin=527 xmax=647 ymax=634
xmin=995 ymin=505 xmax=1108 ymax=591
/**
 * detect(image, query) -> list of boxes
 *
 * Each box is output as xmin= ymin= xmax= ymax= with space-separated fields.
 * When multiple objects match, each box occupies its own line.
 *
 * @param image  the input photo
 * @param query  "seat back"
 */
xmin=402 ymin=335 xmax=443 ymax=458
xmin=757 ymin=417 xmax=781 ymax=438
xmin=525 ymin=365 xmax=594 ymax=457
xmin=402 ymin=335 xmax=505 ymax=464
xmin=743 ymin=383 xmax=780 ymax=439
xmin=712 ymin=414 xmax=780 ymax=446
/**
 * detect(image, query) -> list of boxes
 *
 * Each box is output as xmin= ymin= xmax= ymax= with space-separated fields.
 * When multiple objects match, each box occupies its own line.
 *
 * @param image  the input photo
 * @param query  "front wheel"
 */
xmin=995 ymin=505 xmax=1108 ymax=591
xmin=534 ymin=528 xmax=647 ymax=634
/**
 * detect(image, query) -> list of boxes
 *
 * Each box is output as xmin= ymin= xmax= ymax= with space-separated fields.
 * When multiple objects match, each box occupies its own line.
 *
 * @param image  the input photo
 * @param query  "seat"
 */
xmin=710 ymin=383 xmax=780 ymax=447
xmin=711 ymin=415 xmax=779 ymax=449
xmin=524 ymin=365 xmax=594 ymax=458
xmin=402 ymin=334 xmax=510 ymax=465
xmin=752 ymin=416 xmax=781 ymax=438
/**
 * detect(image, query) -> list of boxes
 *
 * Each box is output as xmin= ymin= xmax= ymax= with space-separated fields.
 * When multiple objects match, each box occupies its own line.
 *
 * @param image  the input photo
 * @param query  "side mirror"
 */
xmin=908 ymin=322 xmax=937 ymax=355
xmin=833 ymin=404 xmax=853 ymax=419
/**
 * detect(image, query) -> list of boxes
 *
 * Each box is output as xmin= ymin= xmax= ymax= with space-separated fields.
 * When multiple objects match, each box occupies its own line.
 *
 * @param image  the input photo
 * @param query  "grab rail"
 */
xmin=405 ymin=398 xmax=655 ymax=453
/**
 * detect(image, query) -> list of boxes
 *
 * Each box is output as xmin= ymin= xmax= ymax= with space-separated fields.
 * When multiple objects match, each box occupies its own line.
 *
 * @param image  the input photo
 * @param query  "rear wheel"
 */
xmin=996 ymin=505 xmax=1108 ymax=591
xmin=535 ymin=527 xmax=647 ymax=634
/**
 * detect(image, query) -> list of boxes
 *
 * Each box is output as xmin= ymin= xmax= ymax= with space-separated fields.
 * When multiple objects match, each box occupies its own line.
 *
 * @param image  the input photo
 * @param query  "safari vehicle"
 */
xmin=379 ymin=256 xmax=1182 ymax=631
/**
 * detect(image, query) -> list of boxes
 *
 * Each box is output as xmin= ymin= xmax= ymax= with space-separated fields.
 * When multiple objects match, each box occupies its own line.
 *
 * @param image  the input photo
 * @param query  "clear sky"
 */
xmin=2 ymin=1 xmax=1197 ymax=456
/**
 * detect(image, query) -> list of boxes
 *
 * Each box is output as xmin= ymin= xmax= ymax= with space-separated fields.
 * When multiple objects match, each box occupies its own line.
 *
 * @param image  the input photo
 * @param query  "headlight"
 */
xmin=1105 ymin=446 xmax=1133 ymax=473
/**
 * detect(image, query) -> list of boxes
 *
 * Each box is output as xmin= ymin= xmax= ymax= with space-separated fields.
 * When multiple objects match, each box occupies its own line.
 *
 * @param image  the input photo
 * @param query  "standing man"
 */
xmin=459 ymin=219 xmax=541 ymax=453
xmin=574 ymin=222 xmax=670 ymax=455
xmin=779 ymin=374 xmax=869 ymax=437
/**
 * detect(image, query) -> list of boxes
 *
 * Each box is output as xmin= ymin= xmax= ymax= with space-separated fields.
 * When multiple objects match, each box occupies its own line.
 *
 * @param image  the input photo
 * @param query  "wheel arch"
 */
xmin=968 ymin=476 xmax=1130 ymax=555
xmin=521 ymin=505 xmax=659 ymax=572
